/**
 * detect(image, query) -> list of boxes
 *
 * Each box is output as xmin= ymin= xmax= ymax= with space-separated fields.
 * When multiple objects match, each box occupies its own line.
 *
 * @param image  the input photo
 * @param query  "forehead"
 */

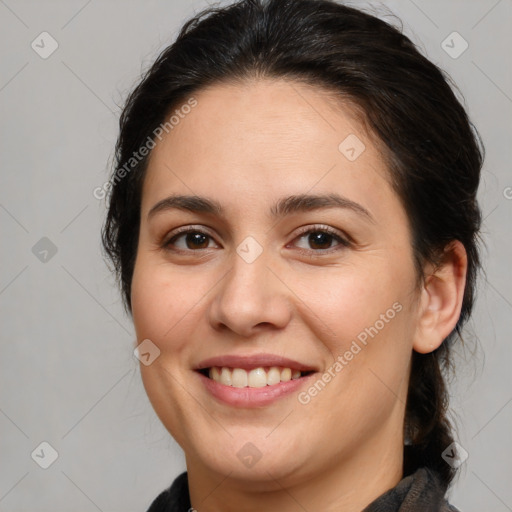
xmin=162 ymin=78 xmax=367 ymax=158
xmin=141 ymin=79 xmax=400 ymax=225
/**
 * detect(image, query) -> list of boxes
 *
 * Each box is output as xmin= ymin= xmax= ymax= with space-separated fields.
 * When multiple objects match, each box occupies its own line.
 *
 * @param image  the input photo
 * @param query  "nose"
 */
xmin=207 ymin=247 xmax=292 ymax=338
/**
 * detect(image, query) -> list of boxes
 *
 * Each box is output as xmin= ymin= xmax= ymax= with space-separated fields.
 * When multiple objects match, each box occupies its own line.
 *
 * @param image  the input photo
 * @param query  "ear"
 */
xmin=413 ymin=240 xmax=468 ymax=354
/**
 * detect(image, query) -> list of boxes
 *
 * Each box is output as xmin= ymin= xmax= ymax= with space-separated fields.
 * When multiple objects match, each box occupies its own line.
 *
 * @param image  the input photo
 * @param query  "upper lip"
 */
xmin=195 ymin=353 xmax=318 ymax=372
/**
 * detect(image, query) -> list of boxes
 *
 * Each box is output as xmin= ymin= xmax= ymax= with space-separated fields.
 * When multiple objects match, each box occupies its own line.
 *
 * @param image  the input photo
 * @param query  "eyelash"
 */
xmin=162 ymin=224 xmax=351 ymax=256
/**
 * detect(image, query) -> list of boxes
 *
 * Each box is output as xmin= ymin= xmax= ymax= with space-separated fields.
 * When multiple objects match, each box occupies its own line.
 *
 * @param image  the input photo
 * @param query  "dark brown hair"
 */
xmin=102 ymin=0 xmax=483 ymax=488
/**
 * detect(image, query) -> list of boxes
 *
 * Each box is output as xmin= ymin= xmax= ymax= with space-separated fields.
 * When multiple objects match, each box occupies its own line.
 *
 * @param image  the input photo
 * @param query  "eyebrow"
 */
xmin=147 ymin=193 xmax=375 ymax=223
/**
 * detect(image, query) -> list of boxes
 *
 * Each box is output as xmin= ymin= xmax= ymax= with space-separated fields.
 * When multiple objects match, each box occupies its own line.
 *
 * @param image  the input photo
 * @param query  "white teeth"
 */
xmin=207 ymin=366 xmax=307 ymax=388
xmin=231 ymin=368 xmax=248 ymax=388
xmin=248 ymin=368 xmax=267 ymax=387
xmin=220 ymin=367 xmax=232 ymax=386
xmin=280 ymin=367 xmax=292 ymax=382
xmin=267 ymin=367 xmax=281 ymax=385
xmin=211 ymin=367 xmax=221 ymax=381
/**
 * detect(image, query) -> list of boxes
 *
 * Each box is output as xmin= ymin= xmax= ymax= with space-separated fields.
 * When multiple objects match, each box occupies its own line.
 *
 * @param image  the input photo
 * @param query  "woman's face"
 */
xmin=131 ymin=79 xmax=422 ymax=486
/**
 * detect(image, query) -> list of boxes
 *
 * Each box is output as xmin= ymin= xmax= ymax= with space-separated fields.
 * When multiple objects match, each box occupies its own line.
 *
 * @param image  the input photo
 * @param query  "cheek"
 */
xmin=131 ymin=259 xmax=203 ymax=446
xmin=131 ymin=261 xmax=163 ymax=341
xmin=292 ymin=259 xmax=415 ymax=405
xmin=131 ymin=257 xmax=185 ymax=348
xmin=292 ymin=262 xmax=408 ymax=345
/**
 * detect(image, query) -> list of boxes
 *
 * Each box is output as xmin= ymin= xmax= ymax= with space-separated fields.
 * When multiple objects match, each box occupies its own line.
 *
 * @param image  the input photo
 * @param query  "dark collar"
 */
xmin=146 ymin=467 xmax=460 ymax=512
xmin=363 ymin=468 xmax=460 ymax=512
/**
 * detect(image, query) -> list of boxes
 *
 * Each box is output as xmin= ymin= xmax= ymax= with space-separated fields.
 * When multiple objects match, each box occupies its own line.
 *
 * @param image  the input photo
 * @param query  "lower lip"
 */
xmin=197 ymin=371 xmax=315 ymax=407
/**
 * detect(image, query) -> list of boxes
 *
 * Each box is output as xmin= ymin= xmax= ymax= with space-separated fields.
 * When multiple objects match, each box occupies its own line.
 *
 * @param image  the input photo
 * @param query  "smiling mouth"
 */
xmin=198 ymin=366 xmax=315 ymax=388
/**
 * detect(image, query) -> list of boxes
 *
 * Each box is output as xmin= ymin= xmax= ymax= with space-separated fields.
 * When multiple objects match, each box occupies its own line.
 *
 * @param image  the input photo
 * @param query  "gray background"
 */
xmin=0 ymin=0 xmax=511 ymax=510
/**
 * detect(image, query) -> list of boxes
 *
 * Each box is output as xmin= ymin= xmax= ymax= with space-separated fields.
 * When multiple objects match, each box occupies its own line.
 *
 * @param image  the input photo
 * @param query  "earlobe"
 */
xmin=412 ymin=240 xmax=468 ymax=354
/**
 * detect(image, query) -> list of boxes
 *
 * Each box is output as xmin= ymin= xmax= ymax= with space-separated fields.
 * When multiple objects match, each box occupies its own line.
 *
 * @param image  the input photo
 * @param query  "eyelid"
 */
xmin=292 ymin=223 xmax=347 ymax=240
xmin=288 ymin=224 xmax=351 ymax=251
xmin=162 ymin=225 xmax=219 ymax=249
xmin=162 ymin=223 xmax=351 ymax=253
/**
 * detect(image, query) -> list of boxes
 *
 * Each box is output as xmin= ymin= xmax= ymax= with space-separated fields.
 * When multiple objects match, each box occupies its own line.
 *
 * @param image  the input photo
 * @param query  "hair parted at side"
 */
xmin=102 ymin=0 xmax=483 ymax=488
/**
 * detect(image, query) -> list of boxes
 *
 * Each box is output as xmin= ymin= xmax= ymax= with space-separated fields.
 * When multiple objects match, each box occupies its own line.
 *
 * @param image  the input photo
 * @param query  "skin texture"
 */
xmin=131 ymin=79 xmax=467 ymax=512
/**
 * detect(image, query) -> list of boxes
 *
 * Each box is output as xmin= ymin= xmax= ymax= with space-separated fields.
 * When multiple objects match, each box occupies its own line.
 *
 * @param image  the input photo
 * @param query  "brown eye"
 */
xmin=307 ymin=231 xmax=336 ymax=250
xmin=183 ymin=232 xmax=210 ymax=249
xmin=292 ymin=226 xmax=350 ymax=253
xmin=164 ymin=229 xmax=217 ymax=252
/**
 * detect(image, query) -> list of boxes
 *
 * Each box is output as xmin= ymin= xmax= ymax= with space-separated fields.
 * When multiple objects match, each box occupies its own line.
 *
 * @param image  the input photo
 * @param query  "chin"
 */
xmin=187 ymin=433 xmax=313 ymax=486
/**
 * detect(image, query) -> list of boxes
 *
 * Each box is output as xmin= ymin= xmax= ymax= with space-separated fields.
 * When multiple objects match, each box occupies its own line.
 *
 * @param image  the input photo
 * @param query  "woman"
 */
xmin=102 ymin=0 xmax=483 ymax=510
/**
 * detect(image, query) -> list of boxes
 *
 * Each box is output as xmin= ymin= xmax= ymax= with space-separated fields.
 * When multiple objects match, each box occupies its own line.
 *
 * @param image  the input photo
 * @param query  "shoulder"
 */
xmin=146 ymin=471 xmax=191 ymax=512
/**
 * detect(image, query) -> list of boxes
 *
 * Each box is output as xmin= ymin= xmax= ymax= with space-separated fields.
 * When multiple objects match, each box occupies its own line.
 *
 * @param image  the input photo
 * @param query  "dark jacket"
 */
xmin=146 ymin=467 xmax=461 ymax=511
